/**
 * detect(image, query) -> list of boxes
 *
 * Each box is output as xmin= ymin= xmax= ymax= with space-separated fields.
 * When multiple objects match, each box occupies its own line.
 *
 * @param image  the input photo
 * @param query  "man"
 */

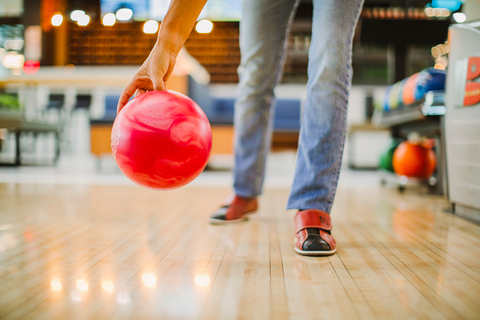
xmin=118 ymin=0 xmax=364 ymax=256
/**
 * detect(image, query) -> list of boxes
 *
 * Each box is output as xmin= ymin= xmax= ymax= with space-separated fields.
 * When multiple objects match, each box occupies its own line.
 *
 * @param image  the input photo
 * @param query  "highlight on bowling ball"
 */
xmin=111 ymin=90 xmax=212 ymax=190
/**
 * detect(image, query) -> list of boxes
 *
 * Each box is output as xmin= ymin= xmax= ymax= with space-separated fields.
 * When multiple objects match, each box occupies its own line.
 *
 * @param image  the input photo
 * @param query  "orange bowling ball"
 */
xmin=402 ymin=73 xmax=419 ymax=105
xmin=392 ymin=141 xmax=436 ymax=178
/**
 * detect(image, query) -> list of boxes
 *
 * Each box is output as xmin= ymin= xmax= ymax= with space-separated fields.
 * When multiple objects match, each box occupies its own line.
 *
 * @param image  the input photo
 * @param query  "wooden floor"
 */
xmin=0 ymin=182 xmax=479 ymax=320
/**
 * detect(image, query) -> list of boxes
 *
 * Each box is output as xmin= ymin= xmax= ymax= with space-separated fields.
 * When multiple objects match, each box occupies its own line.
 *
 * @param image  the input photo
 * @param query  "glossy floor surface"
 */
xmin=1 ymin=181 xmax=479 ymax=319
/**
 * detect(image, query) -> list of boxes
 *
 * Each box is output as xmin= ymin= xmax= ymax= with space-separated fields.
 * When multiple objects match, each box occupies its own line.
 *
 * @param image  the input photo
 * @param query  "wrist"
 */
xmin=156 ymin=27 xmax=185 ymax=55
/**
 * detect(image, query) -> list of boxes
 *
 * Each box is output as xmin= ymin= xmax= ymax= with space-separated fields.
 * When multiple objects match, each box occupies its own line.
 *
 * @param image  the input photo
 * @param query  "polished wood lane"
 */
xmin=0 ymin=183 xmax=479 ymax=319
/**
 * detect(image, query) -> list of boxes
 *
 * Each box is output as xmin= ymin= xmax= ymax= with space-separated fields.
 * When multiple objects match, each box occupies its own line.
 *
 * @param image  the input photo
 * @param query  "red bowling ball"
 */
xmin=111 ymin=90 xmax=212 ymax=190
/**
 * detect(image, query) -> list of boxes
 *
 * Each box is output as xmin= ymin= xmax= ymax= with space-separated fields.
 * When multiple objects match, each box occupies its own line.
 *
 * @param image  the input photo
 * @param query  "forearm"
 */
xmin=117 ymin=0 xmax=208 ymax=108
xmin=157 ymin=0 xmax=208 ymax=54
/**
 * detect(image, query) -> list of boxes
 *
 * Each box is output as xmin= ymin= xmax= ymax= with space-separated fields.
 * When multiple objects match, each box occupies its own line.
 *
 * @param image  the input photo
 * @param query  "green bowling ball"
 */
xmin=379 ymin=139 xmax=403 ymax=172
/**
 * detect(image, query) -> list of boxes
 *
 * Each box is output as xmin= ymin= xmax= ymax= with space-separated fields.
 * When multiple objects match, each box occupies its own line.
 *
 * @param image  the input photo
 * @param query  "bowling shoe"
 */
xmin=294 ymin=209 xmax=336 ymax=256
xmin=209 ymin=195 xmax=258 ymax=224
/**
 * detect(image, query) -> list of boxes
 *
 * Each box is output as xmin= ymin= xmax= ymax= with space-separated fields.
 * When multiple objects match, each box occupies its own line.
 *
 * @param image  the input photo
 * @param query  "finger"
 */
xmin=152 ymin=78 xmax=166 ymax=92
xmin=158 ymin=63 xmax=176 ymax=91
xmin=117 ymin=77 xmax=152 ymax=113
xmin=134 ymin=89 xmax=147 ymax=98
xmin=117 ymin=80 xmax=138 ymax=114
xmin=163 ymin=63 xmax=175 ymax=84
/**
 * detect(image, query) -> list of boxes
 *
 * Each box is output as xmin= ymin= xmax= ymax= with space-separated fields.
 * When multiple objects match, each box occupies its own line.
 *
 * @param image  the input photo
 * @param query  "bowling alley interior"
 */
xmin=1 ymin=0 xmax=480 ymax=319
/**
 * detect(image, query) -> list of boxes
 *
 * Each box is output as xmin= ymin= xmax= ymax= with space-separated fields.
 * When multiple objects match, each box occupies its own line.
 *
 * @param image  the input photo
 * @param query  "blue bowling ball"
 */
xmin=383 ymin=85 xmax=392 ymax=111
xmin=414 ymin=68 xmax=446 ymax=101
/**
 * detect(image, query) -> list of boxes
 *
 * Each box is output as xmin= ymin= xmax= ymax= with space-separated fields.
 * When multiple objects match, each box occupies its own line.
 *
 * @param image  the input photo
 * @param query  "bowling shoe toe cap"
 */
xmin=302 ymin=229 xmax=332 ymax=252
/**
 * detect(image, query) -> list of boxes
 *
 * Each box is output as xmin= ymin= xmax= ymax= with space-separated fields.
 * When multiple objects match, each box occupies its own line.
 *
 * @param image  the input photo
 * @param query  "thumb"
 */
xmin=153 ymin=78 xmax=166 ymax=91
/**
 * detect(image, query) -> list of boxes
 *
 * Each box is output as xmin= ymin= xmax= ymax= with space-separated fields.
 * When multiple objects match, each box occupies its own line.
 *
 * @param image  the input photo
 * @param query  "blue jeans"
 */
xmin=233 ymin=0 xmax=364 ymax=213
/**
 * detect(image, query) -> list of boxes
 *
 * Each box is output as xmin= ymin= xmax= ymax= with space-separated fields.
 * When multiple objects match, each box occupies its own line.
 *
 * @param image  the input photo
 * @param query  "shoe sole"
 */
xmin=294 ymin=246 xmax=336 ymax=256
xmin=209 ymin=211 xmax=257 ymax=225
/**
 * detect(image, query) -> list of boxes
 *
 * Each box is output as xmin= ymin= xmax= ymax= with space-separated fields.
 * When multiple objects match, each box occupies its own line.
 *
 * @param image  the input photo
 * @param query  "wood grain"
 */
xmin=0 ymin=183 xmax=479 ymax=319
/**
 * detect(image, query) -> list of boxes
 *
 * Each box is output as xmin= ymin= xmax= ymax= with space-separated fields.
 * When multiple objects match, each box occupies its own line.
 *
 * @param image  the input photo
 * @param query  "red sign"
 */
xmin=23 ymin=60 xmax=40 ymax=74
xmin=464 ymin=57 xmax=480 ymax=106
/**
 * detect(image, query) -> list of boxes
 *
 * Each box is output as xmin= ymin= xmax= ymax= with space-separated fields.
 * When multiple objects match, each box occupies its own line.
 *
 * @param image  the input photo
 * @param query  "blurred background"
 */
xmin=0 ymin=0 xmax=479 ymax=222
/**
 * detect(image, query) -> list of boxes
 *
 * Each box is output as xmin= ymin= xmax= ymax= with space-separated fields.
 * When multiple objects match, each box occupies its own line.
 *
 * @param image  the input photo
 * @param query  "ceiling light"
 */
xmin=70 ymin=10 xmax=85 ymax=21
xmin=51 ymin=14 xmax=63 ymax=26
xmin=103 ymin=13 xmax=116 ymax=26
xmin=116 ymin=8 xmax=133 ymax=21
xmin=77 ymin=14 xmax=90 ymax=26
xmin=143 ymin=20 xmax=159 ymax=34
xmin=195 ymin=20 xmax=213 ymax=34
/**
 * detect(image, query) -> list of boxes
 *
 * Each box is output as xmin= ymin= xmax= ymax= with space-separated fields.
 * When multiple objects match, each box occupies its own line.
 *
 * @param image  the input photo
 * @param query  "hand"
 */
xmin=117 ymin=43 xmax=177 ymax=113
xmin=116 ymin=0 xmax=208 ymax=113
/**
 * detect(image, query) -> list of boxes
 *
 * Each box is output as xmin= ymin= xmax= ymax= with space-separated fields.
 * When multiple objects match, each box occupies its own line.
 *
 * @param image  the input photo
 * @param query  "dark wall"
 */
xmin=22 ymin=0 xmax=41 ymax=27
xmin=67 ymin=0 xmax=101 ymax=19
